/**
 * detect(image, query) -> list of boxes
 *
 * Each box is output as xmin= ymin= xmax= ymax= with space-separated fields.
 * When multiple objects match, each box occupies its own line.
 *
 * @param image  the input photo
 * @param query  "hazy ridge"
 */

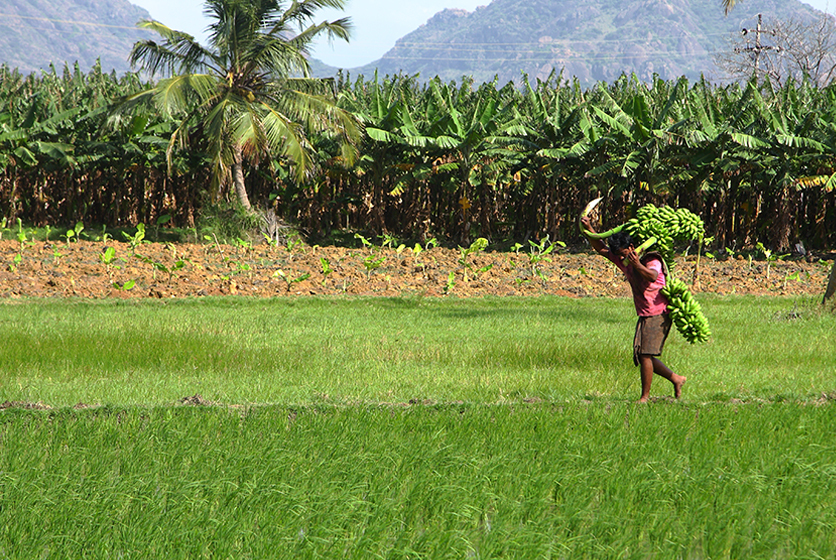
xmin=0 ymin=0 xmax=825 ymax=84
xmin=0 ymin=0 xmax=153 ymax=74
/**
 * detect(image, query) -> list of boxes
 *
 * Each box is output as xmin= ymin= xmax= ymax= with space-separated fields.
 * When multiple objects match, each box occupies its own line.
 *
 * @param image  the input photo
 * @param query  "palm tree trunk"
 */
xmin=233 ymin=144 xmax=252 ymax=212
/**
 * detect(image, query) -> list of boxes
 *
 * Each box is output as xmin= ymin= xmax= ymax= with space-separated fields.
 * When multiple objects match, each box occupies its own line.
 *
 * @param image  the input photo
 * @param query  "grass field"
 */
xmin=0 ymin=295 xmax=834 ymax=406
xmin=1 ymin=295 xmax=835 ymax=558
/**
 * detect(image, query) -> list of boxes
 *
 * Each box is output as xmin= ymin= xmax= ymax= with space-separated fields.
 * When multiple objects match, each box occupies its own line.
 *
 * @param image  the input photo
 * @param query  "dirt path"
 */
xmin=0 ymin=240 xmax=831 ymax=300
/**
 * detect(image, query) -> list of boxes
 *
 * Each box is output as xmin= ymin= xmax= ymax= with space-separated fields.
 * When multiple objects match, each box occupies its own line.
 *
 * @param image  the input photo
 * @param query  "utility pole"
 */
xmin=736 ymin=13 xmax=781 ymax=76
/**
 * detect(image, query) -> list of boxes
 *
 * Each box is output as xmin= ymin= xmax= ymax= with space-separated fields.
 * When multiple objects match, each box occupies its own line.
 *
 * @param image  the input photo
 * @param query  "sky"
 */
xmin=131 ymin=0 xmax=835 ymax=69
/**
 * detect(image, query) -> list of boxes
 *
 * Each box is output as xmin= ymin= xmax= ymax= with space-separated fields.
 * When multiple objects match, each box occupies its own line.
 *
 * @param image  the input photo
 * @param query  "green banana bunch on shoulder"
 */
xmin=623 ymin=204 xmax=705 ymax=273
xmin=661 ymin=277 xmax=711 ymax=344
xmin=581 ymin=202 xmax=705 ymax=274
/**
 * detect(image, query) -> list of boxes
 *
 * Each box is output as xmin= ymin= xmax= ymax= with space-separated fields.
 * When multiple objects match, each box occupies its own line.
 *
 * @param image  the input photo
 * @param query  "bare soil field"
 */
xmin=0 ymin=240 xmax=832 ymax=300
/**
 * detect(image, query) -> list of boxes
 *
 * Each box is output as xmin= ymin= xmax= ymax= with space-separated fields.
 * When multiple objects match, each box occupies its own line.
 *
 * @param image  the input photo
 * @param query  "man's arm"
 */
xmin=580 ymin=217 xmax=609 ymax=256
xmin=626 ymin=250 xmax=659 ymax=283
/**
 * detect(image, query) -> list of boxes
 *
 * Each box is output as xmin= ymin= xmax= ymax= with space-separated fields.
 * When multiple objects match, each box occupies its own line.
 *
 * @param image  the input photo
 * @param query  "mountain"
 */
xmin=0 ymin=0 xmax=153 ymax=74
xmin=1 ymin=0 xmax=825 ymax=85
xmin=336 ymin=0 xmax=824 ymax=85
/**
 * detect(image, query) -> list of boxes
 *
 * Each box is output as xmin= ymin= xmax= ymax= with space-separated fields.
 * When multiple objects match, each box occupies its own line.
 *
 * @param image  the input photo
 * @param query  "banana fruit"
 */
xmin=661 ymin=277 xmax=711 ymax=344
xmin=627 ymin=204 xmax=710 ymax=344
xmin=623 ymin=204 xmax=705 ymax=274
xmin=579 ymin=199 xmax=711 ymax=344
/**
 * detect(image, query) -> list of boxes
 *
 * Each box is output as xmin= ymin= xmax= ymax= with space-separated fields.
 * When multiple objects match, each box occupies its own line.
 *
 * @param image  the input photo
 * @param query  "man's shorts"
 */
xmin=633 ymin=313 xmax=672 ymax=366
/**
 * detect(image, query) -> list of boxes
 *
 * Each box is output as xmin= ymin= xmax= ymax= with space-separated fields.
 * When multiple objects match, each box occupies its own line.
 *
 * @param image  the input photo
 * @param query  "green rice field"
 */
xmin=1 ymin=296 xmax=834 ymax=558
xmin=0 ymin=295 xmax=833 ymax=405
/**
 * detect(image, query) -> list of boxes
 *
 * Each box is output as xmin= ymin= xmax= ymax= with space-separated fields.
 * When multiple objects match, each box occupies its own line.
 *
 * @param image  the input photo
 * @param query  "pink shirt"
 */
xmin=606 ymin=253 xmax=669 ymax=317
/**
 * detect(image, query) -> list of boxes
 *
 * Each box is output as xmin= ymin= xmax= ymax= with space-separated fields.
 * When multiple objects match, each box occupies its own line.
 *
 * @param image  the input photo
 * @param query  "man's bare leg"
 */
xmin=638 ymin=355 xmax=655 ymax=402
xmin=638 ymin=355 xmax=687 ymax=402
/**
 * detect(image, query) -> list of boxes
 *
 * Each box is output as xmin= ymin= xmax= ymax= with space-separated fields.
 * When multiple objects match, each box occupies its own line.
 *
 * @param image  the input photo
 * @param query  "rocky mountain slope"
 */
xmin=341 ymin=0 xmax=823 ymax=85
xmin=0 ymin=0 xmax=825 ymax=85
xmin=0 ymin=0 xmax=153 ymax=74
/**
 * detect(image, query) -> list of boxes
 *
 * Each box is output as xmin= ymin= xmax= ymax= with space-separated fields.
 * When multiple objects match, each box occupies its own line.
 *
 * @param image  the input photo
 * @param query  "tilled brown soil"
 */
xmin=0 ymin=239 xmax=832 ymax=300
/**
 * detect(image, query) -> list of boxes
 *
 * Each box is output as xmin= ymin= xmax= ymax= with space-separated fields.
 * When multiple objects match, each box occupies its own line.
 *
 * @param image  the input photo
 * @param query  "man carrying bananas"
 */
xmin=581 ymin=216 xmax=687 ymax=403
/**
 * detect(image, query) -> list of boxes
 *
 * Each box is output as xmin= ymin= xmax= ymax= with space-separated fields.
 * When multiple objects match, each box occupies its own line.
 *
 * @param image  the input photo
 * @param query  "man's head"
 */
xmin=607 ymin=231 xmax=634 ymax=257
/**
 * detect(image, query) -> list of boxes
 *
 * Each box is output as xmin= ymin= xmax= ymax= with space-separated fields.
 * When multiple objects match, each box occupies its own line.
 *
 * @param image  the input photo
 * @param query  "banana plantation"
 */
xmin=2 ymin=63 xmax=836 ymax=251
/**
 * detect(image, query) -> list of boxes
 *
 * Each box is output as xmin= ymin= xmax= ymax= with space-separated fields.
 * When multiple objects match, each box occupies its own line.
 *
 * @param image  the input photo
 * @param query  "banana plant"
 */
xmin=421 ymin=77 xmax=530 ymax=239
xmin=337 ymin=72 xmax=438 ymax=231
xmin=0 ymin=100 xmax=80 ymax=171
xmin=583 ymin=75 xmax=692 ymax=196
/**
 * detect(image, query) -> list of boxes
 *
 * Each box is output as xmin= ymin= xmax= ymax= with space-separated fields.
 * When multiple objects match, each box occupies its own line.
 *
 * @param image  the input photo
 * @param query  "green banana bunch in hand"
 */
xmin=662 ymin=277 xmax=711 ymax=344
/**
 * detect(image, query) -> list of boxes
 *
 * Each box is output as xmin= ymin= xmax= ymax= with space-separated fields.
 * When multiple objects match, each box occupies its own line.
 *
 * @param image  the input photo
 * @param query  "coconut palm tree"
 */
xmin=722 ymin=0 xmax=739 ymax=15
xmin=122 ymin=0 xmax=361 ymax=212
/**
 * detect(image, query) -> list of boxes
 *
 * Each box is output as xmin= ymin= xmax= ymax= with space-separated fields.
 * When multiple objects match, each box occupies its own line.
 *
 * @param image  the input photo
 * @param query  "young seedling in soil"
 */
xmin=218 ymin=261 xmax=253 ymax=283
xmin=783 ymin=270 xmax=801 ymax=290
xmin=164 ymin=260 xmax=186 ymax=283
xmin=378 ymin=233 xmax=399 ymax=250
xmin=136 ymin=254 xmax=185 ymax=283
xmin=528 ymin=235 xmax=564 ymax=285
xmin=234 ymin=238 xmax=254 ymax=257
xmin=284 ymin=235 xmax=303 ymax=254
xmin=410 ymin=241 xmax=436 ymax=275
xmin=8 ymin=219 xmax=34 ymax=271
xmin=274 ymin=269 xmax=310 ymax=292
xmin=97 ymin=225 xmax=112 ymax=243
xmin=757 ymin=242 xmax=789 ymax=280
xmin=99 ymin=246 xmax=118 ymax=278
xmin=262 ymin=233 xmax=279 ymax=248
xmin=320 ymin=257 xmax=332 ymax=286
xmin=63 ymin=221 xmax=84 ymax=244
xmin=443 ymin=271 xmax=456 ymax=294
xmin=203 ymin=234 xmax=225 ymax=260
xmin=363 ymin=254 xmax=386 ymax=278
xmin=457 ymin=237 xmax=488 ymax=282
xmin=355 ymin=233 xmax=373 ymax=252
xmin=15 ymin=219 xmax=33 ymax=252
xmin=355 ymin=234 xmax=386 ymax=278
xmin=122 ymin=224 xmax=146 ymax=255
xmin=8 ymin=252 xmax=21 ymax=272
xmin=112 ymin=279 xmax=136 ymax=291
xmin=226 ymin=261 xmax=252 ymax=279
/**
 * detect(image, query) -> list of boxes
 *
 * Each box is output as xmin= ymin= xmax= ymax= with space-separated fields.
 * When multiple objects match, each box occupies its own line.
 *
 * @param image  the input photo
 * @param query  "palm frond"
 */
xmin=723 ymin=0 xmax=740 ymax=15
xmin=131 ymin=21 xmax=217 ymax=76
xmin=259 ymin=102 xmax=312 ymax=180
xmin=274 ymin=0 xmax=349 ymax=32
xmin=289 ymin=18 xmax=352 ymax=52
